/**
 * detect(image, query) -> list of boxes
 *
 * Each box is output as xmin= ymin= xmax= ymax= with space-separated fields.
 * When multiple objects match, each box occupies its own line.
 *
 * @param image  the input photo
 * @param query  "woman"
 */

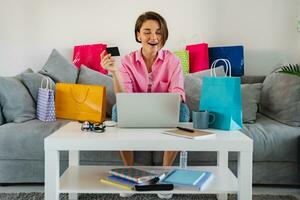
xmin=100 ymin=11 xmax=189 ymax=166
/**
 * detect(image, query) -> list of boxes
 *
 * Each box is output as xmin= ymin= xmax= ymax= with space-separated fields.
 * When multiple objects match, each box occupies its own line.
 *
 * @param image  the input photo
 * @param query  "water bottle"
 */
xmin=179 ymin=151 xmax=188 ymax=168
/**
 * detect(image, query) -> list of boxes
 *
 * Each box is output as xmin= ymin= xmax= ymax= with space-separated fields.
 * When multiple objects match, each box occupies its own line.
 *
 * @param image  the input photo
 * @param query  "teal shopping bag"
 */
xmin=199 ymin=59 xmax=242 ymax=130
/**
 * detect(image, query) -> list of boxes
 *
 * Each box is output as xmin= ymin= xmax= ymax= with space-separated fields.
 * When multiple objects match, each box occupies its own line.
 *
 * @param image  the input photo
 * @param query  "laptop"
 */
xmin=116 ymin=93 xmax=180 ymax=128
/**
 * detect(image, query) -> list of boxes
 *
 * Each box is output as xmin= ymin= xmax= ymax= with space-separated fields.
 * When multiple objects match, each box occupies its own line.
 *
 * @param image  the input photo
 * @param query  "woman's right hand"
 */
xmin=100 ymin=51 xmax=118 ymax=73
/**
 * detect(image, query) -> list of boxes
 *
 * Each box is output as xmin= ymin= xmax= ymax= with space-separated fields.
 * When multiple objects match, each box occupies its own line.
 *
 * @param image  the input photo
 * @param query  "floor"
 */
xmin=0 ymin=185 xmax=299 ymax=199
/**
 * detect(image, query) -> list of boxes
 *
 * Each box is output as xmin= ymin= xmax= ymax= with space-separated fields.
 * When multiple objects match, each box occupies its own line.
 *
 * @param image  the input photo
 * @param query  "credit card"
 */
xmin=106 ymin=47 xmax=120 ymax=56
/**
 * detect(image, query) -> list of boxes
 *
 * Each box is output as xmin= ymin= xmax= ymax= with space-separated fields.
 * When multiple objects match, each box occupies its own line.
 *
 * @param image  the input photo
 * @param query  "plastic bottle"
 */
xmin=179 ymin=151 xmax=188 ymax=168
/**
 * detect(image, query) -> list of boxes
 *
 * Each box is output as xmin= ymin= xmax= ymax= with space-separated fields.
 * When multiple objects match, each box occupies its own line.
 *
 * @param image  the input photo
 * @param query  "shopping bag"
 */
xmin=174 ymin=50 xmax=189 ymax=75
xmin=208 ymin=45 xmax=244 ymax=76
xmin=73 ymin=43 xmax=108 ymax=74
xmin=55 ymin=83 xmax=106 ymax=123
xmin=186 ymin=43 xmax=209 ymax=73
xmin=199 ymin=59 xmax=242 ymax=130
xmin=36 ymin=77 xmax=56 ymax=122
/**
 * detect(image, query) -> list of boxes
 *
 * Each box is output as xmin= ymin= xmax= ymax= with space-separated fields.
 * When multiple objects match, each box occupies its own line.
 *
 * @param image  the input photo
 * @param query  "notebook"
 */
xmin=116 ymin=93 xmax=180 ymax=128
xmin=163 ymin=129 xmax=216 ymax=139
xmin=109 ymin=167 xmax=157 ymax=184
xmin=194 ymin=171 xmax=213 ymax=190
xmin=100 ymin=175 xmax=136 ymax=190
xmin=161 ymin=169 xmax=213 ymax=190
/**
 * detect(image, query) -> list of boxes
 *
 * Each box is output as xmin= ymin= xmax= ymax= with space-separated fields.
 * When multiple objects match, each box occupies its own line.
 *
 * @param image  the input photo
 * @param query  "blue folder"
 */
xmin=194 ymin=171 xmax=213 ymax=190
xmin=161 ymin=169 xmax=212 ymax=188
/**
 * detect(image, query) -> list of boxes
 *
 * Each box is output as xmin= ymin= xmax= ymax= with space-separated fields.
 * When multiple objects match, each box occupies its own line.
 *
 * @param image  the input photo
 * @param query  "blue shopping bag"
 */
xmin=209 ymin=45 xmax=244 ymax=76
xmin=200 ymin=59 xmax=242 ymax=130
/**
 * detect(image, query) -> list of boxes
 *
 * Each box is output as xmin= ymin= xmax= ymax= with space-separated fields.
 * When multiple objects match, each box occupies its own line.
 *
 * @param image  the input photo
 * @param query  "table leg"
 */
xmin=68 ymin=151 xmax=79 ymax=200
xmin=217 ymin=151 xmax=228 ymax=200
xmin=237 ymin=151 xmax=252 ymax=200
xmin=45 ymin=150 xmax=59 ymax=200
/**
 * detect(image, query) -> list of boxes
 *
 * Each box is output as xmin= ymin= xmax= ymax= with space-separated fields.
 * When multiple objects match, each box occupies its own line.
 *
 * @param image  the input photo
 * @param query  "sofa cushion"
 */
xmin=0 ymin=119 xmax=152 ymax=165
xmin=76 ymin=151 xmax=152 ymax=166
xmin=242 ymin=83 xmax=262 ymax=123
xmin=21 ymin=72 xmax=55 ymax=103
xmin=0 ymin=106 xmax=4 ymax=125
xmin=0 ymin=119 xmax=69 ymax=160
xmin=0 ymin=76 xmax=36 ymax=123
xmin=184 ymin=66 xmax=225 ymax=115
xmin=261 ymin=72 xmax=300 ymax=126
xmin=241 ymin=113 xmax=300 ymax=162
xmin=77 ymin=66 xmax=116 ymax=116
xmin=39 ymin=49 xmax=78 ymax=83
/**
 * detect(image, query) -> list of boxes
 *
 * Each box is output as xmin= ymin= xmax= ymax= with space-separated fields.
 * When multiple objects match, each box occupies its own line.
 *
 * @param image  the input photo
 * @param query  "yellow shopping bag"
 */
xmin=55 ymin=83 xmax=106 ymax=123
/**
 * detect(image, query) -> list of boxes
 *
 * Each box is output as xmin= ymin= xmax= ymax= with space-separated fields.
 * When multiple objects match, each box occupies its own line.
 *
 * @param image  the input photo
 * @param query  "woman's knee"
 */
xmin=112 ymin=104 xmax=118 ymax=122
xmin=179 ymin=103 xmax=190 ymax=122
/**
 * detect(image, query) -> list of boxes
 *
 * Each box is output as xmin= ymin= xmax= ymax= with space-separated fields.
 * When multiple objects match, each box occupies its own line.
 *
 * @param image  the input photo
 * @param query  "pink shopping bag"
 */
xmin=73 ymin=43 xmax=108 ymax=74
xmin=186 ymin=43 xmax=209 ymax=73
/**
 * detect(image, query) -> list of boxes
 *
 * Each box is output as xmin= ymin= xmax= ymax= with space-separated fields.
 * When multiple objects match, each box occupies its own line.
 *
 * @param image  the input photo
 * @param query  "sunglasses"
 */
xmin=81 ymin=121 xmax=106 ymax=133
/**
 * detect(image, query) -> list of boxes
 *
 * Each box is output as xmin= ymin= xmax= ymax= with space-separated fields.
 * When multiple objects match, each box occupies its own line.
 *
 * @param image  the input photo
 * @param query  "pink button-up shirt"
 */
xmin=119 ymin=49 xmax=186 ymax=102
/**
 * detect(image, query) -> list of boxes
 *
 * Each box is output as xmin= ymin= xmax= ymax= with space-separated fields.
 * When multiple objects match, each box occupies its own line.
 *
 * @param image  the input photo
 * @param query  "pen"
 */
xmin=176 ymin=126 xmax=194 ymax=132
xmin=147 ymin=173 xmax=167 ymax=184
xmin=147 ymin=177 xmax=160 ymax=184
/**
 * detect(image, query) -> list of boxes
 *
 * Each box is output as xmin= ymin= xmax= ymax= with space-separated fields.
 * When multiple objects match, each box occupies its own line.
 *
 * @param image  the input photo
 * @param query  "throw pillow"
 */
xmin=15 ymin=68 xmax=34 ymax=80
xmin=242 ymin=83 xmax=262 ymax=123
xmin=39 ymin=49 xmax=78 ymax=83
xmin=21 ymin=72 xmax=55 ymax=103
xmin=184 ymin=66 xmax=225 ymax=118
xmin=77 ymin=65 xmax=116 ymax=117
xmin=261 ymin=72 xmax=300 ymax=126
xmin=0 ymin=76 xmax=36 ymax=123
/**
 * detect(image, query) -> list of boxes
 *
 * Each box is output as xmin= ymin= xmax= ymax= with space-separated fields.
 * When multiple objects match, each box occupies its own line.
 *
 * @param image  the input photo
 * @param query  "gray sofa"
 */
xmin=0 ymin=49 xmax=299 ymax=186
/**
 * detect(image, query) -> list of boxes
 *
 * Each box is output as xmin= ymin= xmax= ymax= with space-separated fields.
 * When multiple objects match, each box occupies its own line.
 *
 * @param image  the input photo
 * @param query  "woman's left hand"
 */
xmin=100 ymin=51 xmax=118 ymax=72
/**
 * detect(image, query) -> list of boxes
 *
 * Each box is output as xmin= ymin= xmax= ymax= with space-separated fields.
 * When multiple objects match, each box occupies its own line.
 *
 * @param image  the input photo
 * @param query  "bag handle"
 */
xmin=70 ymin=86 xmax=90 ymax=104
xmin=210 ymin=59 xmax=232 ymax=77
xmin=40 ymin=77 xmax=54 ymax=89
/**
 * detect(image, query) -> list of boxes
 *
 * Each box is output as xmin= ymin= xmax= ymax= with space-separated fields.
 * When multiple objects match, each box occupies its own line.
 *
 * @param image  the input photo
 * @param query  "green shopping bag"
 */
xmin=199 ymin=59 xmax=242 ymax=130
xmin=174 ymin=50 xmax=189 ymax=75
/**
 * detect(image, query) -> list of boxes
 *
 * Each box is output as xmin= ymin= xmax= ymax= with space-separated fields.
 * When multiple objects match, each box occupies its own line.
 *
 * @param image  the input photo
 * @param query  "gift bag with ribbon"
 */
xmin=186 ymin=43 xmax=209 ymax=73
xmin=199 ymin=59 xmax=242 ymax=130
xmin=73 ymin=43 xmax=108 ymax=74
xmin=55 ymin=83 xmax=106 ymax=123
xmin=36 ymin=77 xmax=56 ymax=122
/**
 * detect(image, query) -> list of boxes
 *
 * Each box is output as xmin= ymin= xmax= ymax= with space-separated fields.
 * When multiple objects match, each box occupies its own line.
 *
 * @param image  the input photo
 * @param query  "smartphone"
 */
xmin=106 ymin=47 xmax=120 ymax=57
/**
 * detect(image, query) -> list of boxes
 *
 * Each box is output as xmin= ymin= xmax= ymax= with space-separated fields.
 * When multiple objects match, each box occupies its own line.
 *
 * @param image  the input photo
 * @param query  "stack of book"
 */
xmin=101 ymin=167 xmax=213 ymax=191
xmin=100 ymin=167 xmax=157 ymax=190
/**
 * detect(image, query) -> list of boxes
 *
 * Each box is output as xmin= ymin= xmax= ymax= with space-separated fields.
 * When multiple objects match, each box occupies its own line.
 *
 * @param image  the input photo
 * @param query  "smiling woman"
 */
xmin=100 ymin=11 xmax=190 ymax=168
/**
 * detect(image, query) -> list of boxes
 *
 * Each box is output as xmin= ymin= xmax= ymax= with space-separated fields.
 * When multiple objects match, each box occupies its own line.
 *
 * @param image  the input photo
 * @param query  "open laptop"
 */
xmin=116 ymin=93 xmax=180 ymax=128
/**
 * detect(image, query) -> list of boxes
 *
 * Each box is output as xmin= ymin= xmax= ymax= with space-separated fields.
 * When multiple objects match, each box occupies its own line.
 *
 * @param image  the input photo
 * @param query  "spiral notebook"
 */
xmin=109 ymin=167 xmax=156 ymax=184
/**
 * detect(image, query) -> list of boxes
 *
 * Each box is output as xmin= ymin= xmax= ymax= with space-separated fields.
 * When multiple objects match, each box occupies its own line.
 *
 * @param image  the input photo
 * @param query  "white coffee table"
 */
xmin=44 ymin=122 xmax=253 ymax=200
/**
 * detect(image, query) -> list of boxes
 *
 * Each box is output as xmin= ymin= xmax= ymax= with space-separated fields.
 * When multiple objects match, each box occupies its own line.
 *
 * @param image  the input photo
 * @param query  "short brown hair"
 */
xmin=134 ymin=11 xmax=169 ymax=47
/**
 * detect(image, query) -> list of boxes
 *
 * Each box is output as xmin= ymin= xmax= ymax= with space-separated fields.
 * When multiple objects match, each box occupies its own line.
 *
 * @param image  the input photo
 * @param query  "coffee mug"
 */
xmin=192 ymin=110 xmax=215 ymax=129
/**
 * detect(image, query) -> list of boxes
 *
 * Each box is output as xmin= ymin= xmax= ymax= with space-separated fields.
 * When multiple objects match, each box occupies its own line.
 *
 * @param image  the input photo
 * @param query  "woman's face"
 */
xmin=137 ymin=20 xmax=162 ymax=54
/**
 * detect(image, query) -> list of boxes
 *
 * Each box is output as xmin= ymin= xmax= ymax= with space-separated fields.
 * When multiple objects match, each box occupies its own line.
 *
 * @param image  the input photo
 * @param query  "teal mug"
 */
xmin=192 ymin=110 xmax=215 ymax=129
